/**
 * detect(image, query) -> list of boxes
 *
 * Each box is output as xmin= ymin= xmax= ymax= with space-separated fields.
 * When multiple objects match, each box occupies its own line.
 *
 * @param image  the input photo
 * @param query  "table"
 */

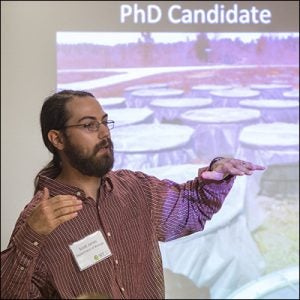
xmin=123 ymin=83 xmax=169 ymax=97
xmin=250 ymin=83 xmax=292 ymax=99
xmin=149 ymin=98 xmax=212 ymax=122
xmin=97 ymin=97 xmax=126 ymax=109
xmin=283 ymin=89 xmax=299 ymax=100
xmin=111 ymin=124 xmax=195 ymax=170
xmin=128 ymin=88 xmax=185 ymax=108
xmin=210 ymin=88 xmax=260 ymax=107
xmin=124 ymin=83 xmax=169 ymax=106
xmin=190 ymin=84 xmax=233 ymax=98
xmin=236 ymin=122 xmax=299 ymax=231
xmin=239 ymin=99 xmax=299 ymax=123
xmin=105 ymin=108 xmax=154 ymax=127
xmin=143 ymin=165 xmax=265 ymax=299
xmin=179 ymin=108 xmax=261 ymax=163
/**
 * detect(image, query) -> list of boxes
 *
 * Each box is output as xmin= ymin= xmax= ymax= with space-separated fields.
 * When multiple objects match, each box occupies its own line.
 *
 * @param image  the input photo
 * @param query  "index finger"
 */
xmin=248 ymin=163 xmax=266 ymax=170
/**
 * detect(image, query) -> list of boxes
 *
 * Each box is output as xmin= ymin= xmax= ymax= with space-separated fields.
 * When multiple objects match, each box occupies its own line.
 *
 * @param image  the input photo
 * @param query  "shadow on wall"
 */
xmin=164 ymin=268 xmax=210 ymax=299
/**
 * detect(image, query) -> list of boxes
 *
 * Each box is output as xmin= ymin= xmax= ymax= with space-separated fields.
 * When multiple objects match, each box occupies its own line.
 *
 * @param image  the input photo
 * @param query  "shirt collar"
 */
xmin=36 ymin=166 xmax=114 ymax=198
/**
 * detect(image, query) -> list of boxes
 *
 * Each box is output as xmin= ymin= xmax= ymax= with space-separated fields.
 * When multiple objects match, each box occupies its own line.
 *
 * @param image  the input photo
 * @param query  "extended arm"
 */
xmin=150 ymin=158 xmax=265 ymax=241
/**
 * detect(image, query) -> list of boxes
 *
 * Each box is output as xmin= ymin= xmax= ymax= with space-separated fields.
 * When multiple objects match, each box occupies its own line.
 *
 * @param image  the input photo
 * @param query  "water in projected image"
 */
xmin=57 ymin=32 xmax=299 ymax=299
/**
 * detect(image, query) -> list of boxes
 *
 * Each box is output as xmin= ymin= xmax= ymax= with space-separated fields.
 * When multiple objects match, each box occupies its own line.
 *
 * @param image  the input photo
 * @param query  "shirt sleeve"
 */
xmin=144 ymin=166 xmax=235 ymax=242
xmin=1 ymin=193 xmax=51 ymax=299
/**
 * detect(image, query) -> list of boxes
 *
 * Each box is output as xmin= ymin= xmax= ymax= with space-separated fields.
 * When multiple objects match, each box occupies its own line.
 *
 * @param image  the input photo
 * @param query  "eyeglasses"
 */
xmin=62 ymin=120 xmax=115 ymax=132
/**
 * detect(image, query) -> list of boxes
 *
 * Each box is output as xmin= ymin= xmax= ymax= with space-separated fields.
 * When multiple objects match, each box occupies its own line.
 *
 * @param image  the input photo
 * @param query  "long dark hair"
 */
xmin=34 ymin=89 xmax=95 ymax=192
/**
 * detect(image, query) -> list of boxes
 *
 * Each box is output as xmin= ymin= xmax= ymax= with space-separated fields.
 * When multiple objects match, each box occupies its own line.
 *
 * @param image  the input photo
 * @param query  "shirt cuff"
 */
xmin=13 ymin=222 xmax=46 ymax=258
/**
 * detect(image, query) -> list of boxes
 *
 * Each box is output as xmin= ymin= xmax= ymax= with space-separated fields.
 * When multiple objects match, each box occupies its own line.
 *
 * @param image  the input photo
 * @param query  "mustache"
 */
xmin=94 ymin=138 xmax=114 ymax=154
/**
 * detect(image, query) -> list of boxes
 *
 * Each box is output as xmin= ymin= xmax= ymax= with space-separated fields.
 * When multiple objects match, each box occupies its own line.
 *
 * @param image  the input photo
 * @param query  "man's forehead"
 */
xmin=66 ymin=96 xmax=105 ymax=118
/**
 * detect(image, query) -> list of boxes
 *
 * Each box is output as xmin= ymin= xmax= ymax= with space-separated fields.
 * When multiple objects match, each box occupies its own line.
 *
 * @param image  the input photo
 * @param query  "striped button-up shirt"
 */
xmin=1 ymin=167 xmax=234 ymax=299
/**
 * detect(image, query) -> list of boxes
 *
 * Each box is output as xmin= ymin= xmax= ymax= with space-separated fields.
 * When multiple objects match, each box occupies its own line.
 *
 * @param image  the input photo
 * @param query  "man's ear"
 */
xmin=48 ymin=130 xmax=64 ymax=151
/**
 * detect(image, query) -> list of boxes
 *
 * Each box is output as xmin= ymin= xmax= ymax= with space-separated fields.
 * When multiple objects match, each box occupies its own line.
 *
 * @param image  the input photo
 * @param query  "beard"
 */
xmin=63 ymin=136 xmax=114 ymax=177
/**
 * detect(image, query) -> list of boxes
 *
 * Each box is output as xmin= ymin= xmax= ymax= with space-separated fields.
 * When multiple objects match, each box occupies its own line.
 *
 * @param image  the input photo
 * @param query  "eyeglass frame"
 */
xmin=61 ymin=120 xmax=115 ymax=132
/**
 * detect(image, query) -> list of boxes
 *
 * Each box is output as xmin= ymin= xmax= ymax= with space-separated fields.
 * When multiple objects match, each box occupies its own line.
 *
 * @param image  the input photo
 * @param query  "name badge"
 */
xmin=69 ymin=231 xmax=112 ymax=271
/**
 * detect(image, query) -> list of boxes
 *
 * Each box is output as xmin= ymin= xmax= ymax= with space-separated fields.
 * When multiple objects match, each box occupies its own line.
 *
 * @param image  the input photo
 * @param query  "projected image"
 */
xmin=56 ymin=32 xmax=299 ymax=299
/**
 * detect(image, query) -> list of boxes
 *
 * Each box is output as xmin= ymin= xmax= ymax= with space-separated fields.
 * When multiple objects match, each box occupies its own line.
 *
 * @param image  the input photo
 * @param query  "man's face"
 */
xmin=61 ymin=96 xmax=114 ymax=177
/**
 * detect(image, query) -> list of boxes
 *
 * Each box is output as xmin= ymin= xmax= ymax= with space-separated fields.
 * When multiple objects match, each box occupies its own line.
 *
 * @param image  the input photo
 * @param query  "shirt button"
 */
xmin=107 ymin=232 xmax=111 ymax=237
xmin=121 ymin=287 xmax=125 ymax=292
xmin=33 ymin=241 xmax=39 ymax=246
xmin=76 ymin=191 xmax=81 ymax=196
xmin=20 ymin=266 xmax=25 ymax=271
xmin=115 ymin=259 xmax=119 ymax=264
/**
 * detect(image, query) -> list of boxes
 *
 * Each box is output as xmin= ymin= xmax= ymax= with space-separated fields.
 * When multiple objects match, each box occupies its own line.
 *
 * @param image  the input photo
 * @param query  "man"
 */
xmin=1 ymin=90 xmax=265 ymax=299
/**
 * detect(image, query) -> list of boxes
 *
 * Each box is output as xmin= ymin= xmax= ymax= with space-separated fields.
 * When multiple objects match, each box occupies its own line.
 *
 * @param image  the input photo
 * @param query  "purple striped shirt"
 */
xmin=1 ymin=167 xmax=234 ymax=299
